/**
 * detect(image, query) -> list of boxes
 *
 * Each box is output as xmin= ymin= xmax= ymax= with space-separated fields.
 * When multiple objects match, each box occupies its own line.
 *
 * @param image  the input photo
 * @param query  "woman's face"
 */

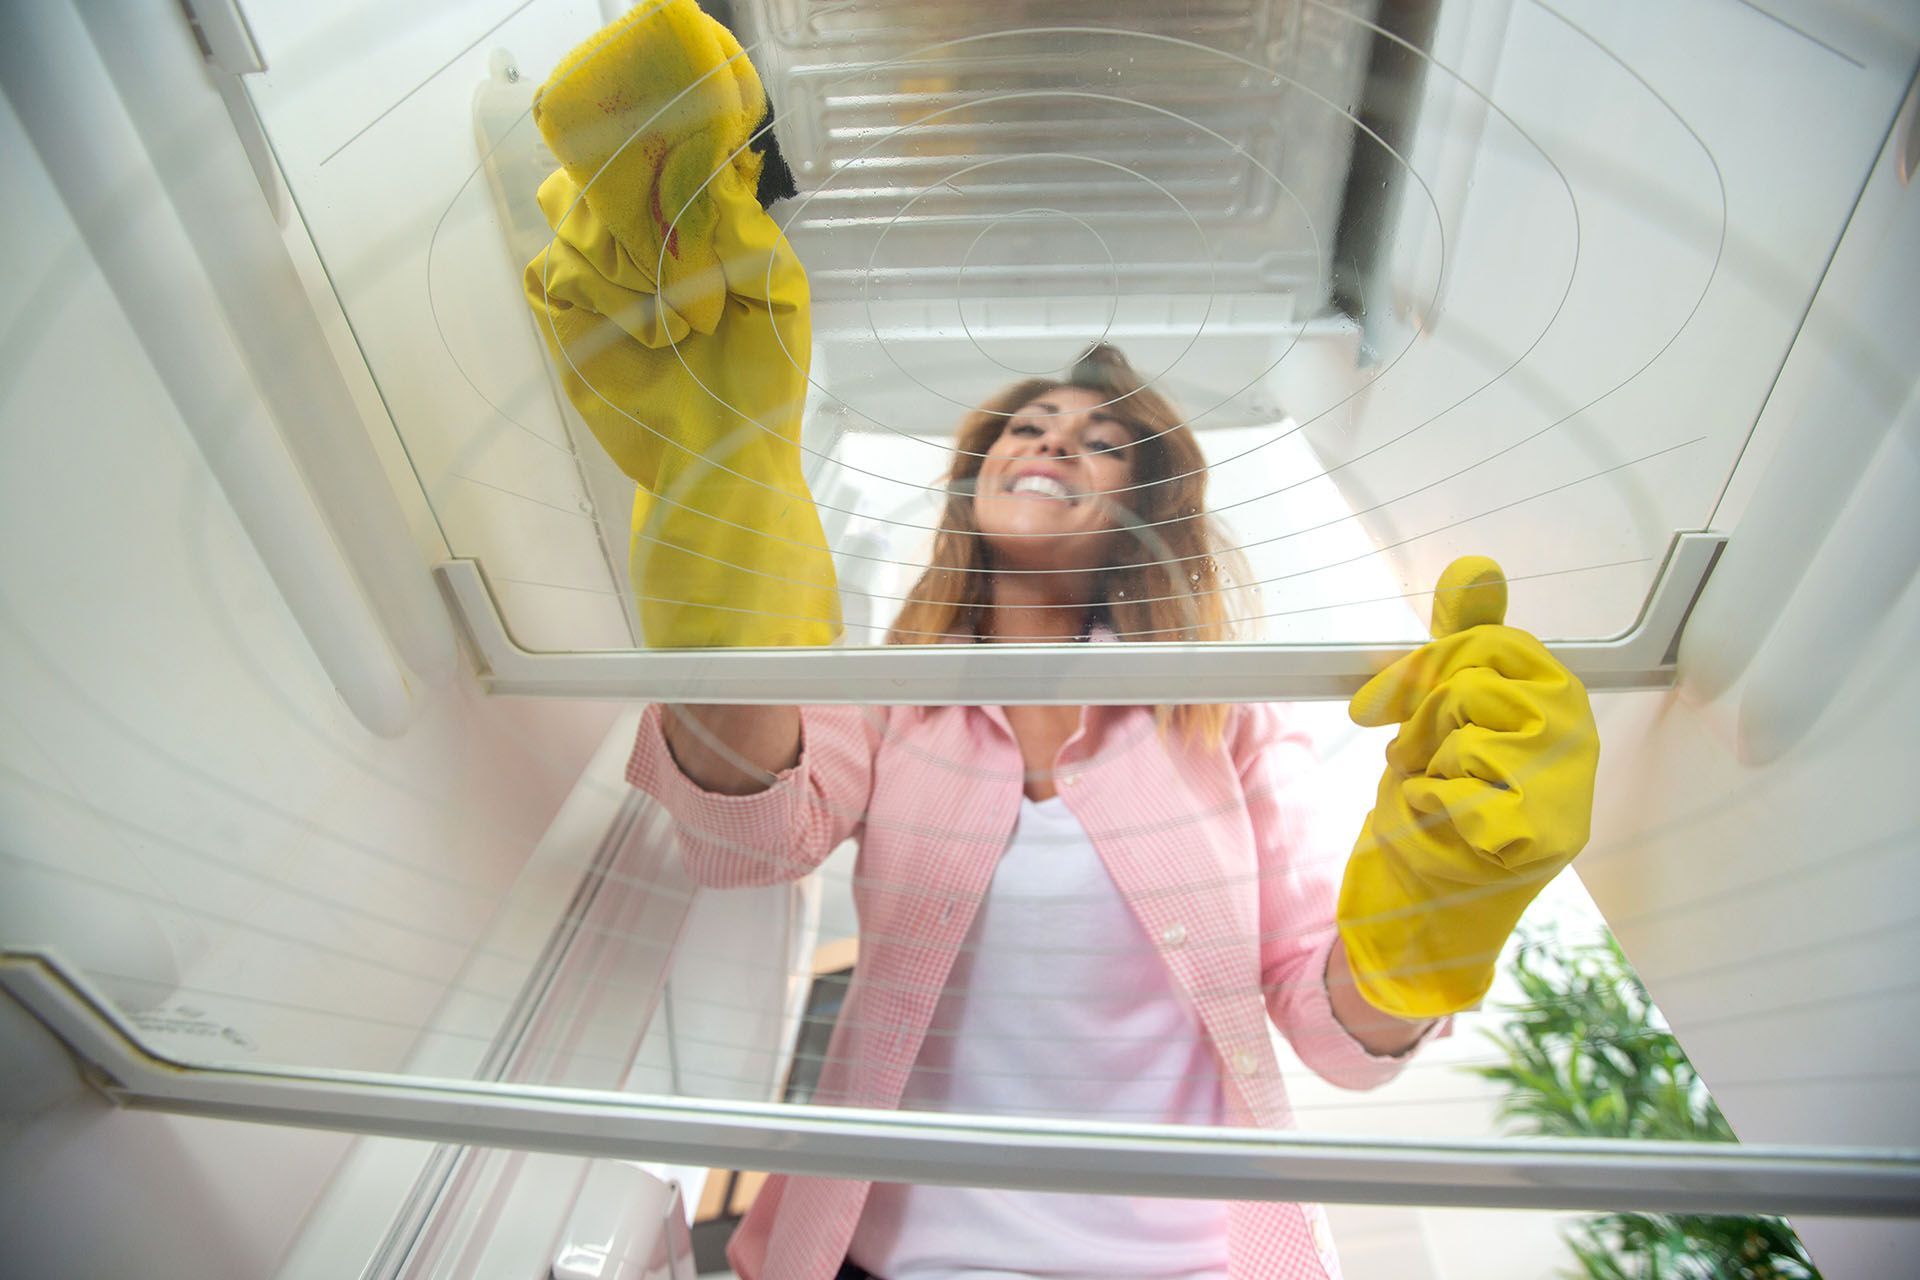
xmin=970 ymin=385 xmax=1141 ymax=573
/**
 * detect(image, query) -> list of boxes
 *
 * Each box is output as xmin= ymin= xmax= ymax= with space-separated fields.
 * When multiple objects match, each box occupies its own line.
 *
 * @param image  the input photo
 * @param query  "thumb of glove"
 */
xmin=1349 ymin=555 xmax=1510 ymax=728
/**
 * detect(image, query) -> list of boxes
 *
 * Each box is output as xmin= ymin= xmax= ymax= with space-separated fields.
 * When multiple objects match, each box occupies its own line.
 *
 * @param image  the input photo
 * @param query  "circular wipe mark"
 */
xmin=955 ymin=206 xmax=1122 ymax=377
xmin=856 ymin=143 xmax=1223 ymax=432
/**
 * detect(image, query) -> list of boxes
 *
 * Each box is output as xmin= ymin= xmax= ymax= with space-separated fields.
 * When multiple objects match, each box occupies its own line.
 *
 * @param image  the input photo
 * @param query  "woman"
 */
xmin=637 ymin=346 xmax=1465 ymax=1280
xmin=529 ymin=8 xmax=1599 ymax=1277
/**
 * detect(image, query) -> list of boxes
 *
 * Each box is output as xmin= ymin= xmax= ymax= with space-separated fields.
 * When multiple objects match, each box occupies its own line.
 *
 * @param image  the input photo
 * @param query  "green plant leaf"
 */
xmin=1479 ymin=925 xmax=1825 ymax=1279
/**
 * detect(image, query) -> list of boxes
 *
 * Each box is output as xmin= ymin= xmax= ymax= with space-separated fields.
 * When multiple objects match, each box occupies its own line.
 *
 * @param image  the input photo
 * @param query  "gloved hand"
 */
xmin=524 ymin=0 xmax=840 ymax=648
xmin=1336 ymin=556 xmax=1600 ymax=1019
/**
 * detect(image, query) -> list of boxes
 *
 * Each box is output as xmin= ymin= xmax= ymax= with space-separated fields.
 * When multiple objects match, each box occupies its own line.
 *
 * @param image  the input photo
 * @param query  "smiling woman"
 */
xmin=975 ymin=383 xmax=1140 ymax=579
xmin=879 ymin=343 xmax=1248 ymax=756
xmin=659 ymin=343 xmax=1245 ymax=793
xmin=891 ymin=343 xmax=1243 ymax=649
xmin=642 ymin=343 xmax=1475 ymax=1280
xmin=536 ymin=9 xmax=1601 ymax=1279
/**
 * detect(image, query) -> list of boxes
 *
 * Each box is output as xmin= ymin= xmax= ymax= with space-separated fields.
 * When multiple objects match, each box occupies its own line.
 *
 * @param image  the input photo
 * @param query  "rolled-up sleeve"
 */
xmin=626 ymin=703 xmax=885 ymax=887
xmin=1234 ymin=704 xmax=1448 ymax=1090
xmin=1272 ymin=932 xmax=1449 ymax=1090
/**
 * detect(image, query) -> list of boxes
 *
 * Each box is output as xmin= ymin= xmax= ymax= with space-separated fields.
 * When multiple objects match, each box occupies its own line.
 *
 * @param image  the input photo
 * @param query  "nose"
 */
xmin=1029 ymin=411 xmax=1084 ymax=458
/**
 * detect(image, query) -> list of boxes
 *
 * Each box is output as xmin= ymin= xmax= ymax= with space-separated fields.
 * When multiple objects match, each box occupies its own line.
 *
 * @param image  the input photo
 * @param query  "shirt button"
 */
xmin=1161 ymin=923 xmax=1187 ymax=948
xmin=1234 ymin=1049 xmax=1260 ymax=1076
xmin=941 ymin=903 xmax=955 ymax=923
xmin=1059 ymin=774 xmax=1078 ymax=787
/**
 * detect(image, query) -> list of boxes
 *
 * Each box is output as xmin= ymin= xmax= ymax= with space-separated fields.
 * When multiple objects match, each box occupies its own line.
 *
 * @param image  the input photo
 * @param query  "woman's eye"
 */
xmin=1009 ymin=422 xmax=1042 ymax=436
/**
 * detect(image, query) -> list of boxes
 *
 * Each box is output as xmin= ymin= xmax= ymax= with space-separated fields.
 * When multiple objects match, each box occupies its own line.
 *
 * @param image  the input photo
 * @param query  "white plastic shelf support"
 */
xmin=435 ymin=532 xmax=1725 ymax=704
xmin=6 ymin=946 xmax=1913 ymax=1219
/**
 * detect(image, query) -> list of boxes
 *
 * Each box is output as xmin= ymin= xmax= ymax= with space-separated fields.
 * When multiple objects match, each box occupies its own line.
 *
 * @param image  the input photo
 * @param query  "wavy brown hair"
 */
xmin=887 ymin=344 xmax=1247 ymax=745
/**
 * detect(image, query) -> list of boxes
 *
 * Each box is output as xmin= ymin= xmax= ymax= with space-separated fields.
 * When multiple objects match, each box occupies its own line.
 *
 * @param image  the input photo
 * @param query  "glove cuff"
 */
xmin=1337 ymin=918 xmax=1496 ymax=1020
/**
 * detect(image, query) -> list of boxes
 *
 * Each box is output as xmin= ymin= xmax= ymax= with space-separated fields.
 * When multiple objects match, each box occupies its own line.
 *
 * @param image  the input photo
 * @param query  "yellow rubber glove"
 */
xmin=524 ymin=0 xmax=840 ymax=648
xmin=1336 ymin=557 xmax=1600 ymax=1019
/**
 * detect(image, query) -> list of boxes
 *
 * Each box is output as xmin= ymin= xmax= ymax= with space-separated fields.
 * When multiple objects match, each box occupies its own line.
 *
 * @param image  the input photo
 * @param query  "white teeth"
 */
xmin=1008 ymin=475 xmax=1074 ymax=500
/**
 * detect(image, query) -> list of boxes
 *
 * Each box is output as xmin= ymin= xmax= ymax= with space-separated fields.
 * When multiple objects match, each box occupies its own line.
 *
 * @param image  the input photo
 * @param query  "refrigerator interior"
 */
xmin=2 ymin=0 xmax=1918 ymax=1277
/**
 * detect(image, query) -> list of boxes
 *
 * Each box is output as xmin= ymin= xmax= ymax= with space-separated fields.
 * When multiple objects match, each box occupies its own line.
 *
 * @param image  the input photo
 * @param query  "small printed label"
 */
xmin=130 ymin=1004 xmax=257 ymax=1053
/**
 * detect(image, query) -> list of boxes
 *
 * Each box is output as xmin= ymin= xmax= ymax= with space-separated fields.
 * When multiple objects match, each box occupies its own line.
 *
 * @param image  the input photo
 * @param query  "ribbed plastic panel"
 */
xmin=745 ymin=0 xmax=1377 ymax=302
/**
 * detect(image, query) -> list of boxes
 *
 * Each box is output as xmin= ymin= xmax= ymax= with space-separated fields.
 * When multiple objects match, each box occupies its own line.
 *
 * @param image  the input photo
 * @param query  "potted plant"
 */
xmin=1469 ymin=928 xmax=1824 ymax=1279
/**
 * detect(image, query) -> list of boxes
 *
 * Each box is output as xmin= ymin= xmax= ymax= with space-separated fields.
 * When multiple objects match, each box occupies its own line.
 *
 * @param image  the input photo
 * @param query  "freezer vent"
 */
xmin=739 ymin=0 xmax=1381 ymax=306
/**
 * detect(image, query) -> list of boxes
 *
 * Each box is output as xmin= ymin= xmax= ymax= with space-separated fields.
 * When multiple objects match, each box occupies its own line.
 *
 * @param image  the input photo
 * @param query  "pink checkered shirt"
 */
xmin=627 ymin=697 xmax=1437 ymax=1280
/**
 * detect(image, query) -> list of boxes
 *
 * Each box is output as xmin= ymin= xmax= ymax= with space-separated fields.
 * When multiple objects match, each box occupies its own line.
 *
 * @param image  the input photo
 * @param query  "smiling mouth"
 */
xmin=1005 ymin=474 xmax=1078 ymax=503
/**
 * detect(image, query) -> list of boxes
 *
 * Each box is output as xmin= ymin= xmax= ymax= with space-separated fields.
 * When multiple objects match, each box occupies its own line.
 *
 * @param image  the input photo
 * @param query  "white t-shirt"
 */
xmin=847 ymin=794 xmax=1232 ymax=1280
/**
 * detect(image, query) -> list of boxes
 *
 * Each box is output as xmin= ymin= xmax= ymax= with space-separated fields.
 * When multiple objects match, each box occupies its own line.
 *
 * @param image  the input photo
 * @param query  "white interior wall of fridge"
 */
xmin=3 ymin=1 xmax=1920 ymax=1278
xmin=0 ymin=77 xmax=619 ymax=1280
